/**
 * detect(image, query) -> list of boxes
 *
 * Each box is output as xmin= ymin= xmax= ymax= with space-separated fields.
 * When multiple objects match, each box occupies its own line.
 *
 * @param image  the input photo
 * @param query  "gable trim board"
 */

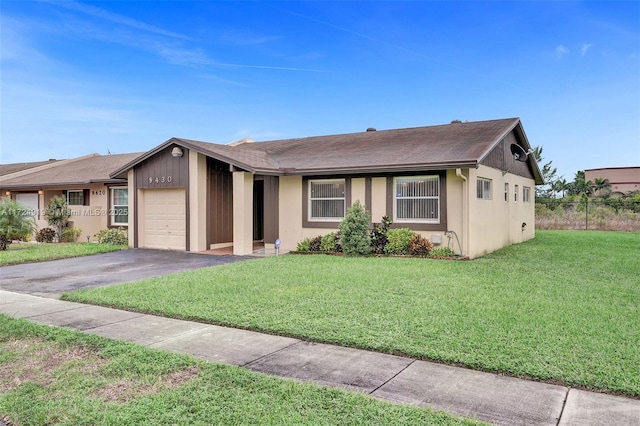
xmin=112 ymin=118 xmax=541 ymax=258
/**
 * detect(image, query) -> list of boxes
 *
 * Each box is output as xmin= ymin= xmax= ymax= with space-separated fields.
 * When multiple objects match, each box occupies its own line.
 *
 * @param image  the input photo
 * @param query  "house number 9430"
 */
xmin=149 ymin=176 xmax=172 ymax=184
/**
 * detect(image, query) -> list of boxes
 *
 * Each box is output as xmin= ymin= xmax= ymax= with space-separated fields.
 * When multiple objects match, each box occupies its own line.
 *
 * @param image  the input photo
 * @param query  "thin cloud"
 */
xmin=555 ymin=45 xmax=569 ymax=60
xmin=47 ymin=0 xmax=191 ymax=40
xmin=581 ymin=43 xmax=593 ymax=56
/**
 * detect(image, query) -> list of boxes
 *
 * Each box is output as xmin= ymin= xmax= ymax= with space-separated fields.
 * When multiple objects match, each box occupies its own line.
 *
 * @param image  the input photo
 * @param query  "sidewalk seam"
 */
xmin=556 ymin=387 xmax=570 ymax=426
xmin=368 ymin=359 xmax=416 ymax=395
xmin=242 ymin=340 xmax=303 ymax=367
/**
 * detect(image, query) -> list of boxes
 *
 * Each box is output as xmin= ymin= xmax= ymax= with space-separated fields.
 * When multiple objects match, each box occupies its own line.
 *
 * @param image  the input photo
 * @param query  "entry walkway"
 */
xmin=1 ymin=290 xmax=638 ymax=425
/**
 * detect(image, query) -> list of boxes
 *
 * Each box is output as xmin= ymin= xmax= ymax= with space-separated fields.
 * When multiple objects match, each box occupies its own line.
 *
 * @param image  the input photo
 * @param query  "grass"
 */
xmin=0 ymin=242 xmax=126 ymax=266
xmin=63 ymin=231 xmax=640 ymax=397
xmin=0 ymin=316 xmax=481 ymax=426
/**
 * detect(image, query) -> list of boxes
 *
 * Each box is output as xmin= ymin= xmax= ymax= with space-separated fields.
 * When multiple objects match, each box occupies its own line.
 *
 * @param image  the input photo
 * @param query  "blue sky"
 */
xmin=1 ymin=1 xmax=638 ymax=181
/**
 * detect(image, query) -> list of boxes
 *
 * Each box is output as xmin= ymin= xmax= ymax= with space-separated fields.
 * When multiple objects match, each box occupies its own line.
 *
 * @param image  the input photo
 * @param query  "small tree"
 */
xmin=339 ymin=200 xmax=372 ymax=256
xmin=0 ymin=198 xmax=36 ymax=250
xmin=44 ymin=196 xmax=71 ymax=242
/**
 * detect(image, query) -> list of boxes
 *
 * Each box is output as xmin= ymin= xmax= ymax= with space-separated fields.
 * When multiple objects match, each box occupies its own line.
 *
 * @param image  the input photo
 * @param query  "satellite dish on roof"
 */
xmin=510 ymin=144 xmax=533 ymax=162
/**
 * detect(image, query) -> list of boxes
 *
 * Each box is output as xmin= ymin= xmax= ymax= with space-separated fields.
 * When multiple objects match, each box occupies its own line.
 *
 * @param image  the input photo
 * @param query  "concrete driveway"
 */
xmin=0 ymin=249 xmax=252 ymax=299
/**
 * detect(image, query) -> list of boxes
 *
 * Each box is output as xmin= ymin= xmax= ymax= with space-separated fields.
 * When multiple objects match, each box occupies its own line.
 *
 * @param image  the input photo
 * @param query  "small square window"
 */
xmin=504 ymin=183 xmax=509 ymax=202
xmin=477 ymin=178 xmax=492 ymax=200
xmin=514 ymin=185 xmax=519 ymax=202
xmin=523 ymin=186 xmax=531 ymax=203
xmin=66 ymin=190 xmax=84 ymax=206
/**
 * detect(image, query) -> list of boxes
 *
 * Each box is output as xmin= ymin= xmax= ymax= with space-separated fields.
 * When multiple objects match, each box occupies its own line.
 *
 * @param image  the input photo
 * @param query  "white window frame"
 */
xmin=308 ymin=179 xmax=346 ymax=222
xmin=504 ymin=183 xmax=509 ymax=202
xmin=514 ymin=184 xmax=519 ymax=202
xmin=110 ymin=187 xmax=128 ymax=226
xmin=393 ymin=175 xmax=440 ymax=223
xmin=523 ymin=186 xmax=531 ymax=203
xmin=477 ymin=178 xmax=492 ymax=200
xmin=66 ymin=190 xmax=84 ymax=206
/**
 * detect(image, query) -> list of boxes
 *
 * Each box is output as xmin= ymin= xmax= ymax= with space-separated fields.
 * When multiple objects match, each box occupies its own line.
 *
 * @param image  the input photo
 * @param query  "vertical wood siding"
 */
xmin=207 ymin=158 xmax=233 ymax=244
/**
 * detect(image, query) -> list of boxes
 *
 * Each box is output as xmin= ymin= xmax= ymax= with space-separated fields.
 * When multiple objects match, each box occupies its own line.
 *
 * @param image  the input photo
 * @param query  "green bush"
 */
xmin=339 ymin=200 xmax=372 ymax=256
xmin=320 ymin=232 xmax=341 ymax=252
xmin=95 ymin=227 xmax=128 ymax=245
xmin=296 ymin=237 xmax=311 ymax=252
xmin=408 ymin=234 xmax=433 ymax=257
xmin=385 ymin=228 xmax=414 ymax=255
xmin=36 ymin=228 xmax=56 ymax=243
xmin=61 ymin=227 xmax=82 ymax=243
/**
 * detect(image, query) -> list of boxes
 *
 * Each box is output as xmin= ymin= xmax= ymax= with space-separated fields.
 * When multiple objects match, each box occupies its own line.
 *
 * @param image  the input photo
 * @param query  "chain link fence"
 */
xmin=535 ymin=199 xmax=640 ymax=232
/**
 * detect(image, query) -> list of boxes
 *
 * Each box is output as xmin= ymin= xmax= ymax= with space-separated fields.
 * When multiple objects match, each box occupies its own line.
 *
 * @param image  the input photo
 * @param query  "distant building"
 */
xmin=585 ymin=167 xmax=640 ymax=196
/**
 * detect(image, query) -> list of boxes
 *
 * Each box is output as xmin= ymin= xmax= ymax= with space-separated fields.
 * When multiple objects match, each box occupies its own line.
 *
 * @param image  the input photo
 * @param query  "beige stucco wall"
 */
xmin=467 ymin=165 xmax=535 ymax=258
xmin=444 ymin=169 xmax=466 ymax=254
xmin=31 ymin=184 xmax=114 ymax=242
xmin=189 ymin=151 xmax=208 ymax=252
xmin=351 ymin=178 xmax=366 ymax=208
xmin=370 ymin=177 xmax=387 ymax=223
xmin=278 ymin=176 xmax=303 ymax=252
xmin=233 ymin=171 xmax=254 ymax=255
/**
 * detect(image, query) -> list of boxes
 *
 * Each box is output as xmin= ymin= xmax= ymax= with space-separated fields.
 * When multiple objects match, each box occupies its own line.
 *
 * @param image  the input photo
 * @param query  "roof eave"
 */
xmin=274 ymin=161 xmax=479 ymax=176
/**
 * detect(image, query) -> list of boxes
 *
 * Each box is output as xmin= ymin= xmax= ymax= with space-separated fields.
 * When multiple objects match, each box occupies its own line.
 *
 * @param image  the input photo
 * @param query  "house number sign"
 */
xmin=148 ymin=176 xmax=173 ymax=184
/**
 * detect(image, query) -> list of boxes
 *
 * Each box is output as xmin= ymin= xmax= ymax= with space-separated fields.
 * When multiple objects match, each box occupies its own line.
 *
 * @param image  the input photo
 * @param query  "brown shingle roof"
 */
xmin=111 ymin=118 xmax=542 ymax=183
xmin=1 ymin=153 xmax=142 ymax=190
xmin=0 ymin=159 xmax=62 ymax=177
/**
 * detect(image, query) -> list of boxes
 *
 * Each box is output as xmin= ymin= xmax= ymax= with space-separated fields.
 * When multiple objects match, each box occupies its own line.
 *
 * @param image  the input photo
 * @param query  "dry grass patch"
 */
xmin=92 ymin=365 xmax=200 ymax=403
xmin=0 ymin=337 xmax=104 ymax=393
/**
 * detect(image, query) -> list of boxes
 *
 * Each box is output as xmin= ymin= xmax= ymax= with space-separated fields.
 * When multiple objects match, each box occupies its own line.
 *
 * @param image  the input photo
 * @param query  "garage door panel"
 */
xmin=141 ymin=188 xmax=186 ymax=251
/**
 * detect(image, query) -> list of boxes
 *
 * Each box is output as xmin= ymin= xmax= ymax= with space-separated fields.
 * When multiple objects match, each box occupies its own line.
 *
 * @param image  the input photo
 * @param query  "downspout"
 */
xmin=455 ymin=169 xmax=469 ymax=257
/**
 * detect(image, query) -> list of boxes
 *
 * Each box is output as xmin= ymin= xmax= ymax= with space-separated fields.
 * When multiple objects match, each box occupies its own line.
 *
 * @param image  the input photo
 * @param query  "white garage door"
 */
xmin=15 ymin=193 xmax=39 ymax=216
xmin=142 ymin=188 xmax=186 ymax=251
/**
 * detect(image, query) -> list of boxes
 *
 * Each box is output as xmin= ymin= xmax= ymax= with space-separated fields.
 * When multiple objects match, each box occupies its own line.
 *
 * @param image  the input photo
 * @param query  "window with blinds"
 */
xmin=477 ymin=178 xmax=492 ymax=200
xmin=394 ymin=176 xmax=439 ymax=222
xmin=309 ymin=179 xmax=346 ymax=221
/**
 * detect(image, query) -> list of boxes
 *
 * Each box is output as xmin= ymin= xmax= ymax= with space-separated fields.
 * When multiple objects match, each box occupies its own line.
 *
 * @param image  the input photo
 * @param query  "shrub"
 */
xmin=61 ymin=227 xmax=82 ymax=243
xmin=370 ymin=215 xmax=392 ymax=254
xmin=430 ymin=247 xmax=457 ymax=258
xmin=95 ymin=227 xmax=128 ymax=245
xmin=408 ymin=234 xmax=433 ymax=257
xmin=0 ymin=198 xmax=37 ymax=250
xmin=44 ymin=196 xmax=71 ymax=242
xmin=36 ymin=228 xmax=56 ymax=243
xmin=320 ymin=232 xmax=341 ymax=252
xmin=308 ymin=235 xmax=323 ymax=252
xmin=339 ymin=200 xmax=372 ymax=256
xmin=296 ymin=238 xmax=311 ymax=252
xmin=385 ymin=228 xmax=414 ymax=255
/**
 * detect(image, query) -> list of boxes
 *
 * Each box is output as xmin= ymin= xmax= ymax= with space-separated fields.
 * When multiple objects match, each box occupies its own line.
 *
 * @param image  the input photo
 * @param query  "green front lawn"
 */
xmin=0 ymin=316 xmax=479 ymax=426
xmin=63 ymin=231 xmax=640 ymax=397
xmin=0 ymin=242 xmax=126 ymax=266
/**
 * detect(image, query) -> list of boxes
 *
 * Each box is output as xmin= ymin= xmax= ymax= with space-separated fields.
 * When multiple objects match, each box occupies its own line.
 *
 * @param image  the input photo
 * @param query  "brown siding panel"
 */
xmin=263 ymin=176 xmax=279 ymax=243
xmin=481 ymin=132 xmax=534 ymax=179
xmin=207 ymin=158 xmax=233 ymax=244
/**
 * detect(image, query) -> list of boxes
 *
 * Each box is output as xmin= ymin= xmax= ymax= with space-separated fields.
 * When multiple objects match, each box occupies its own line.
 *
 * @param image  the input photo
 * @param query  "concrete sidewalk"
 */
xmin=1 ymin=290 xmax=638 ymax=425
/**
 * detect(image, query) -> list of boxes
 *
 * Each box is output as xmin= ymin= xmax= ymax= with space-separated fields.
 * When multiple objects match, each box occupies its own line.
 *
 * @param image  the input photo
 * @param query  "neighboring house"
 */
xmin=584 ymin=167 xmax=640 ymax=197
xmin=0 ymin=159 xmax=62 ymax=177
xmin=0 ymin=153 xmax=141 ymax=241
xmin=111 ymin=117 xmax=543 ymax=259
